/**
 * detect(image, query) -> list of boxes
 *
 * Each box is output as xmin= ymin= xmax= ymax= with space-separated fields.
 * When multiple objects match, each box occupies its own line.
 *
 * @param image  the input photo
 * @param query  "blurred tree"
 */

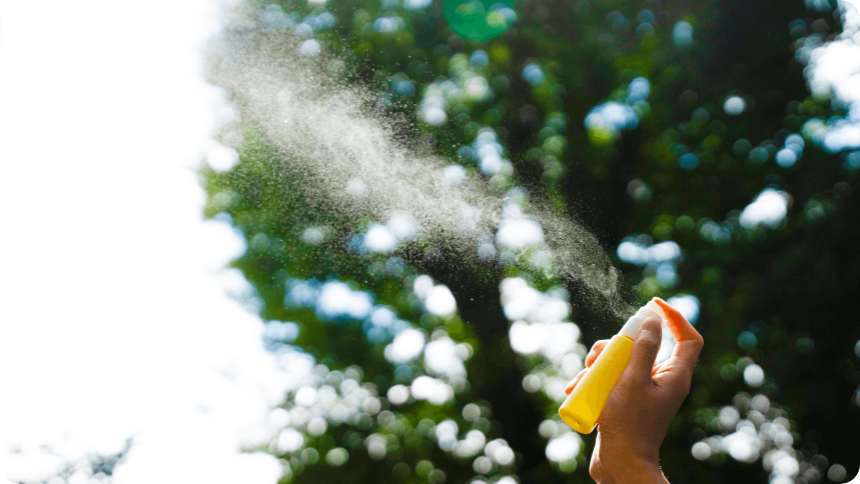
xmin=204 ymin=0 xmax=860 ymax=482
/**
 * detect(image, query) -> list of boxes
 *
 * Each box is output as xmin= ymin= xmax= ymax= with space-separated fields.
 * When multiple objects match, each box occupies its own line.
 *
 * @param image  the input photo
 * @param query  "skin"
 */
xmin=564 ymin=297 xmax=705 ymax=484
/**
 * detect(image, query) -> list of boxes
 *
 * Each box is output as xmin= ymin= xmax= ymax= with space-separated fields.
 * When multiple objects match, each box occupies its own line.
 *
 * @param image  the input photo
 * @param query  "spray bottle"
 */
xmin=558 ymin=298 xmax=672 ymax=433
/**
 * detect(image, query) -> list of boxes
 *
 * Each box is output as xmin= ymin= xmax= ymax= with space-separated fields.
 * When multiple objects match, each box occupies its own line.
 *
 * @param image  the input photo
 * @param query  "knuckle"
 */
xmin=688 ymin=337 xmax=705 ymax=356
xmin=588 ymin=460 xmax=600 ymax=479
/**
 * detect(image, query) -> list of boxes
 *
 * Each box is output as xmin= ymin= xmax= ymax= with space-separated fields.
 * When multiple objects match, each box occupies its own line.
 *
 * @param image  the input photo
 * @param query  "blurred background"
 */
xmin=1 ymin=0 xmax=859 ymax=483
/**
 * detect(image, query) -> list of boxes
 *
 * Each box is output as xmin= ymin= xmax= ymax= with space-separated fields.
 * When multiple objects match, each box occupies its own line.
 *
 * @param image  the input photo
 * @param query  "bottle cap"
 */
xmin=618 ymin=299 xmax=667 ymax=338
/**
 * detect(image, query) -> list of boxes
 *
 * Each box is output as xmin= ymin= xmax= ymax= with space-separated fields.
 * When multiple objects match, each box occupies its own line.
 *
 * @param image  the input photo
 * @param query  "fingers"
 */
xmin=652 ymin=297 xmax=704 ymax=377
xmin=628 ymin=317 xmax=663 ymax=383
xmin=564 ymin=368 xmax=588 ymax=395
xmin=585 ymin=340 xmax=609 ymax=368
xmin=652 ymin=297 xmax=703 ymax=343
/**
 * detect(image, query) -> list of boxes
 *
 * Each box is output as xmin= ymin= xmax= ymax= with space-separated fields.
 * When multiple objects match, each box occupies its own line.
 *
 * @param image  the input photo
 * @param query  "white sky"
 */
xmin=0 ymin=0 xmax=294 ymax=482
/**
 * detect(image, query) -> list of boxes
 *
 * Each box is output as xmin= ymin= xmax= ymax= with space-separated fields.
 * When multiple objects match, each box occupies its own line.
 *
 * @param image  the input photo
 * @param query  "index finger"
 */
xmin=653 ymin=297 xmax=704 ymax=366
xmin=652 ymin=297 xmax=702 ymax=342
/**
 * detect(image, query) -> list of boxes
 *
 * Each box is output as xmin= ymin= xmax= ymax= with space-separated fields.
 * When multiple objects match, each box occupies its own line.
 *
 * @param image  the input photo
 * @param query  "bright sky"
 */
xmin=0 ymin=0 xmax=297 ymax=482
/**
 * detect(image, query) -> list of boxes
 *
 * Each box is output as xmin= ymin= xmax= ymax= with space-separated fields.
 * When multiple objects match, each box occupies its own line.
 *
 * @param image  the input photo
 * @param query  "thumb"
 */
xmin=628 ymin=317 xmax=662 ymax=383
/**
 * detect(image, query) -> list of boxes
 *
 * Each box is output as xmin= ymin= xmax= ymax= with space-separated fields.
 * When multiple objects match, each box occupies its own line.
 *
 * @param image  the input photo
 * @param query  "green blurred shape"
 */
xmin=443 ymin=0 xmax=516 ymax=41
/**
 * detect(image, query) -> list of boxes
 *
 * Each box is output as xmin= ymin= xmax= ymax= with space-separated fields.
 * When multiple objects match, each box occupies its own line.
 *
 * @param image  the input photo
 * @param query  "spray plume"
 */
xmin=206 ymin=6 xmax=635 ymax=320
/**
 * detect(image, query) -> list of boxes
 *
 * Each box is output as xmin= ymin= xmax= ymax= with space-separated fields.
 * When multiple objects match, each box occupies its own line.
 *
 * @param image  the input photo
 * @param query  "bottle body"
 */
xmin=558 ymin=334 xmax=634 ymax=433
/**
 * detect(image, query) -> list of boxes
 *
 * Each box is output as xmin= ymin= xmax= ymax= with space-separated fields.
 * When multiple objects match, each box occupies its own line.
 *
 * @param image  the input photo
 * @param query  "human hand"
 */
xmin=564 ymin=297 xmax=704 ymax=483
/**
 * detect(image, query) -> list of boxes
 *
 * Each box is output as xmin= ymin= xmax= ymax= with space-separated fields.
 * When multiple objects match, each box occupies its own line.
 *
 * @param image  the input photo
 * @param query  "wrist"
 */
xmin=590 ymin=457 xmax=667 ymax=484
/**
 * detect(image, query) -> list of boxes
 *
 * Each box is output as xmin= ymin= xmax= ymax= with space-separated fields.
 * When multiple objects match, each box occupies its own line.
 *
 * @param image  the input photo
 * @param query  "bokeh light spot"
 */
xmin=724 ymin=96 xmax=747 ymax=115
xmin=827 ymin=464 xmax=847 ymax=481
xmin=743 ymin=364 xmax=765 ymax=387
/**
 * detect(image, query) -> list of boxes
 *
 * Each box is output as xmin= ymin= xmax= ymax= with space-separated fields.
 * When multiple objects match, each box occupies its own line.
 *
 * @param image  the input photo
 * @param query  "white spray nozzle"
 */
xmin=618 ymin=300 xmax=666 ymax=338
xmin=645 ymin=300 xmax=667 ymax=321
xmin=636 ymin=307 xmax=660 ymax=321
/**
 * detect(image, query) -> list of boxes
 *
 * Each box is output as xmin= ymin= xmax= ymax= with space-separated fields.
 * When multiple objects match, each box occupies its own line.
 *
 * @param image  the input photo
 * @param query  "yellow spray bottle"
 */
xmin=558 ymin=298 xmax=669 ymax=433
